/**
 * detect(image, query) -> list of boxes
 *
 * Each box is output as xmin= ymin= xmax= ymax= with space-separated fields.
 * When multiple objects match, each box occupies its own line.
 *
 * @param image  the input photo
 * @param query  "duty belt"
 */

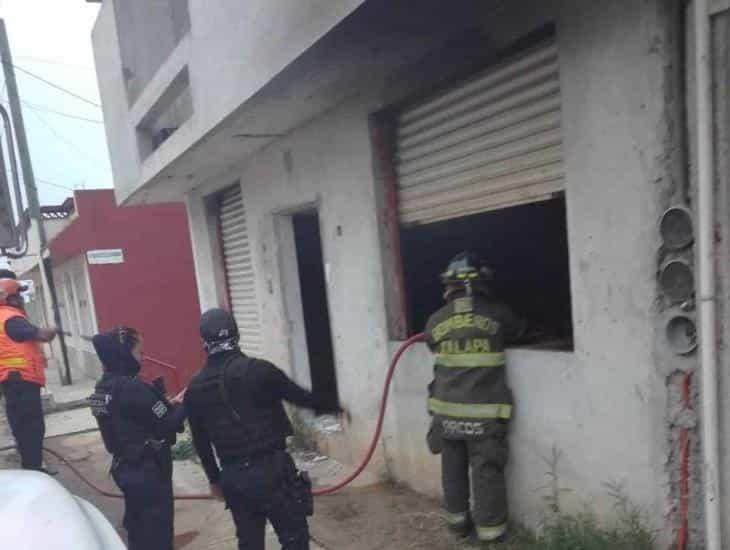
xmin=112 ymin=438 xmax=167 ymax=466
xmin=223 ymin=445 xmax=283 ymax=466
xmin=144 ymin=438 xmax=167 ymax=452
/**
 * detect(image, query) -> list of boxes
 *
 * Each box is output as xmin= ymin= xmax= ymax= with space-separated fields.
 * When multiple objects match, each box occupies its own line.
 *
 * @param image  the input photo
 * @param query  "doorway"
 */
xmin=290 ymin=210 xmax=339 ymax=412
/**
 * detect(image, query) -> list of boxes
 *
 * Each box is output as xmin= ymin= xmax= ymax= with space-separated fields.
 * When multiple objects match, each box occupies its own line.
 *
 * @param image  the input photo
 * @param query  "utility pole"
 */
xmin=0 ymin=19 xmax=73 ymax=385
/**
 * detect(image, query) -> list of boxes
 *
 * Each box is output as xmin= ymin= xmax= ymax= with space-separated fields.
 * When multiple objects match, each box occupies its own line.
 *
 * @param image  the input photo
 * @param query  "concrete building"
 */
xmin=43 ymin=189 xmax=202 ymax=391
xmin=91 ymin=0 xmax=730 ymax=545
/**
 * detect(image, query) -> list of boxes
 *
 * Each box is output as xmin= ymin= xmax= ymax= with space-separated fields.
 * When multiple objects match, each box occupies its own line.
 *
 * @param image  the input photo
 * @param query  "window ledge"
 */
xmin=507 ymin=342 xmax=574 ymax=354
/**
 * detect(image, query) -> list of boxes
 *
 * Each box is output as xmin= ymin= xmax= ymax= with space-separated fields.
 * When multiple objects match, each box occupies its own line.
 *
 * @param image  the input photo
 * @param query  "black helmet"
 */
xmin=200 ymin=308 xmax=240 ymax=354
xmin=440 ymin=252 xmax=494 ymax=286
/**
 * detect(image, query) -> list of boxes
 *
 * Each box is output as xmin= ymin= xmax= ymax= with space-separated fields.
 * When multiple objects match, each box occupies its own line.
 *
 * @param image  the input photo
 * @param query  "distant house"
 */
xmin=11 ymin=198 xmax=76 ymax=328
xmin=22 ymin=189 xmax=202 ymax=391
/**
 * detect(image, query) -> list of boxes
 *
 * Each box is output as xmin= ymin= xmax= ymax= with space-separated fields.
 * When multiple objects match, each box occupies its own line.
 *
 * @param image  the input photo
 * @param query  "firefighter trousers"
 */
xmin=2 ymin=377 xmax=44 ymax=470
xmin=441 ymin=435 xmax=509 ymax=542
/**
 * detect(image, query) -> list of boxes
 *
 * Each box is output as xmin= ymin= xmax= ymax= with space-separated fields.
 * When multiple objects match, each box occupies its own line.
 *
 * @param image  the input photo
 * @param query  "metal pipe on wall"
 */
xmin=693 ymin=0 xmax=722 ymax=547
xmin=0 ymin=19 xmax=73 ymax=385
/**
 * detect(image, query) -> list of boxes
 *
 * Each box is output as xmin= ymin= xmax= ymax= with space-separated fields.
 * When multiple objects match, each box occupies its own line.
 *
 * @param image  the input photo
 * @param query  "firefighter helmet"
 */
xmin=440 ymin=252 xmax=494 ymax=286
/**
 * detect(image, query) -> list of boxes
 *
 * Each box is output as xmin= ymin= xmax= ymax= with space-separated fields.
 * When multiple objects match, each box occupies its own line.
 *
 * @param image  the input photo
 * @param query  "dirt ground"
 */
xmin=0 ymin=427 xmax=480 ymax=550
xmin=311 ymin=484 xmax=480 ymax=550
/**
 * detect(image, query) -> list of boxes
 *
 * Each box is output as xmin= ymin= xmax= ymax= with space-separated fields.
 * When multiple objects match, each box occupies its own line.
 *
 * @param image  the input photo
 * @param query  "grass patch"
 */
xmin=485 ymin=485 xmax=655 ymax=550
xmin=171 ymin=422 xmax=198 ymax=462
xmin=487 ymin=512 xmax=654 ymax=550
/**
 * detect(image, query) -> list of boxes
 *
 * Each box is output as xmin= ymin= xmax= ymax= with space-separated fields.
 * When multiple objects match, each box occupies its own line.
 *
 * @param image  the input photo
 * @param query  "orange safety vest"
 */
xmin=0 ymin=305 xmax=46 ymax=386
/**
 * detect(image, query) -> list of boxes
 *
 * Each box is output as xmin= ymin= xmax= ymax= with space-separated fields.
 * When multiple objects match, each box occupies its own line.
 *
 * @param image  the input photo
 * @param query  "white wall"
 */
xmin=92 ymin=0 xmax=366 ymax=205
xmin=53 ymin=255 xmax=100 ymax=380
xmin=187 ymin=93 xmax=393 ymax=469
xmin=168 ymin=0 xmax=679 ymax=539
xmin=114 ymin=0 xmax=187 ymax=104
xmin=389 ymin=3 xmax=677 ymax=537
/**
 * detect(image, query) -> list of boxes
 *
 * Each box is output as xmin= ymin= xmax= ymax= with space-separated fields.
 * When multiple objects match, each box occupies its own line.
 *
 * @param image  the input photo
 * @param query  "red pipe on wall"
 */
xmin=676 ymin=372 xmax=692 ymax=550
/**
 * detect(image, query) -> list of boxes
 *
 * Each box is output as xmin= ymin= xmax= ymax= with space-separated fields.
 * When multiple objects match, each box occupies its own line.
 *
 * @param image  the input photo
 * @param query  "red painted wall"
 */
xmin=50 ymin=190 xmax=203 ymax=392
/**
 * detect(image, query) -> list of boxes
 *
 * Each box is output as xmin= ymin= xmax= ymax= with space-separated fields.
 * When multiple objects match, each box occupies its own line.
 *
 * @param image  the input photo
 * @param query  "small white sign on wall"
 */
xmin=87 ymin=249 xmax=124 ymax=265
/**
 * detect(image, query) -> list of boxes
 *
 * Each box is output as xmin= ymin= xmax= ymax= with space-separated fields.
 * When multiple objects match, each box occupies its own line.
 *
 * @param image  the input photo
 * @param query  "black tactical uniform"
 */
xmin=89 ymin=329 xmax=186 ymax=550
xmin=425 ymin=253 xmax=525 ymax=544
xmin=185 ymin=308 xmax=339 ymax=550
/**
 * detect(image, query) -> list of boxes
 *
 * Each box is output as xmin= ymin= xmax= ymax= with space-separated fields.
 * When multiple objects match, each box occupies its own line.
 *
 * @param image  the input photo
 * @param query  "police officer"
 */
xmin=89 ymin=326 xmax=186 ymax=550
xmin=425 ymin=252 xmax=526 ymax=545
xmin=0 ymin=276 xmax=58 ymax=471
xmin=185 ymin=308 xmax=343 ymax=550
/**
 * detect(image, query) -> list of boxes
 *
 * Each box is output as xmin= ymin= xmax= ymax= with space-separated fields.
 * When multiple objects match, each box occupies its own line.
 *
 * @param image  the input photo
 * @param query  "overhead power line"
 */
xmin=26 ymin=106 xmax=103 ymax=168
xmin=36 ymin=177 xmax=76 ymax=192
xmin=14 ymin=55 xmax=94 ymax=72
xmin=21 ymin=100 xmax=103 ymax=124
xmin=10 ymin=63 xmax=101 ymax=108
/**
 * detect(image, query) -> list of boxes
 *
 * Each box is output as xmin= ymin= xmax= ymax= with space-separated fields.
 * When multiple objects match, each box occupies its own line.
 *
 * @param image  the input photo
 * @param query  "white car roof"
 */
xmin=0 ymin=470 xmax=125 ymax=549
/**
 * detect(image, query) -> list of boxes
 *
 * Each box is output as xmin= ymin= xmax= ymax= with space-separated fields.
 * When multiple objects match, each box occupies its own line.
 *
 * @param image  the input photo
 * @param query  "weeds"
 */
xmin=484 ymin=450 xmax=655 ymax=549
xmin=486 ymin=509 xmax=654 ymax=550
xmin=171 ymin=421 xmax=198 ymax=461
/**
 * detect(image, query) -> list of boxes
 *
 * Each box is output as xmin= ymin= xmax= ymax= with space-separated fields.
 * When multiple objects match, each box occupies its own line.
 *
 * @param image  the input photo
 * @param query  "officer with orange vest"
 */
xmin=0 ymin=275 xmax=58 ymax=471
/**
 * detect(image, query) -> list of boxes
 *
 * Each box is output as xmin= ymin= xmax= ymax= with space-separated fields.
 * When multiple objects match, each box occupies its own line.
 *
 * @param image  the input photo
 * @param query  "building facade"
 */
xmin=44 ymin=189 xmax=202 ymax=391
xmin=10 ymin=201 xmax=75 ymax=380
xmin=12 ymin=202 xmax=75 ymax=319
xmin=91 ymin=1 xmax=730 ymax=545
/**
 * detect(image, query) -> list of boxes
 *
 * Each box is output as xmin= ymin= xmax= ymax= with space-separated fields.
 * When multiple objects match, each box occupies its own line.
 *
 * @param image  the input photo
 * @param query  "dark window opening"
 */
xmin=293 ymin=211 xmax=340 ymax=410
xmin=400 ymin=197 xmax=573 ymax=351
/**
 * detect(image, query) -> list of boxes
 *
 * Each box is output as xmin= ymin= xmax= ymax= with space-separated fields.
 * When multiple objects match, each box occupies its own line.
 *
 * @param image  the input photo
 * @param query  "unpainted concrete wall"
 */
xmin=182 ymin=0 xmax=678 ymax=540
xmin=113 ymin=0 xmax=184 ymax=104
xmin=92 ymin=0 xmax=366 ymax=205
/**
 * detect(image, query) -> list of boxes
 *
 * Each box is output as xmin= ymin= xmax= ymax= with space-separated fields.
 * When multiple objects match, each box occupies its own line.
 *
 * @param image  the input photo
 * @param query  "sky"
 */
xmin=0 ymin=0 xmax=111 ymax=206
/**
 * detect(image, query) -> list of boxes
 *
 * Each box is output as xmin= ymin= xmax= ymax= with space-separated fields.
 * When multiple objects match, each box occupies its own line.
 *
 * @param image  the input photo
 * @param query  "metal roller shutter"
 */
xmin=219 ymin=184 xmax=262 ymax=355
xmin=395 ymin=42 xmax=564 ymax=225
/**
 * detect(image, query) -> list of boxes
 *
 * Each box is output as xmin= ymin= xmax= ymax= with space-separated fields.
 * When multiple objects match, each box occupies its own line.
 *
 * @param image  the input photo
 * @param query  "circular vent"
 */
xmin=660 ymin=207 xmax=693 ymax=250
xmin=665 ymin=315 xmax=697 ymax=355
xmin=659 ymin=259 xmax=694 ymax=304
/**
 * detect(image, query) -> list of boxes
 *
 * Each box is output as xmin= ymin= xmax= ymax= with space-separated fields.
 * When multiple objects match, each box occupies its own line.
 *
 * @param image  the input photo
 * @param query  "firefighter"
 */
xmin=184 ymin=308 xmax=343 ymax=550
xmin=0 ymin=276 xmax=58 ymax=472
xmin=425 ymin=252 xmax=526 ymax=545
xmin=88 ymin=326 xmax=186 ymax=550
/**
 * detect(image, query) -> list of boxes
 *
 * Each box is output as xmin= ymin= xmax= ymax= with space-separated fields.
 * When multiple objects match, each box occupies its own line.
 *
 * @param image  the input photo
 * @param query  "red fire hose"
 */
xmin=40 ymin=446 xmax=211 ymax=501
xmin=312 ymin=333 xmax=424 ymax=495
xmin=33 ymin=333 xmax=425 ymax=501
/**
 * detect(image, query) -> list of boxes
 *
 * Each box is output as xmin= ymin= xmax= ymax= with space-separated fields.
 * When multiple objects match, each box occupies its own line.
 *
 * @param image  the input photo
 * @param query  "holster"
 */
xmin=289 ymin=470 xmax=314 ymax=516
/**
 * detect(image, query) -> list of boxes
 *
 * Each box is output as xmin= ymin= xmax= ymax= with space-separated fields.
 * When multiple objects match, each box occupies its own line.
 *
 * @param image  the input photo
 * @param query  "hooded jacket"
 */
xmin=89 ymin=333 xmax=185 ymax=460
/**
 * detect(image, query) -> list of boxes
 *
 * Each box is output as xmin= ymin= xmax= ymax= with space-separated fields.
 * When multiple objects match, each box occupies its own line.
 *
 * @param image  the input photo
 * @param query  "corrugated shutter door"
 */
xmin=395 ymin=42 xmax=564 ymax=225
xmin=219 ymin=185 xmax=262 ymax=355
